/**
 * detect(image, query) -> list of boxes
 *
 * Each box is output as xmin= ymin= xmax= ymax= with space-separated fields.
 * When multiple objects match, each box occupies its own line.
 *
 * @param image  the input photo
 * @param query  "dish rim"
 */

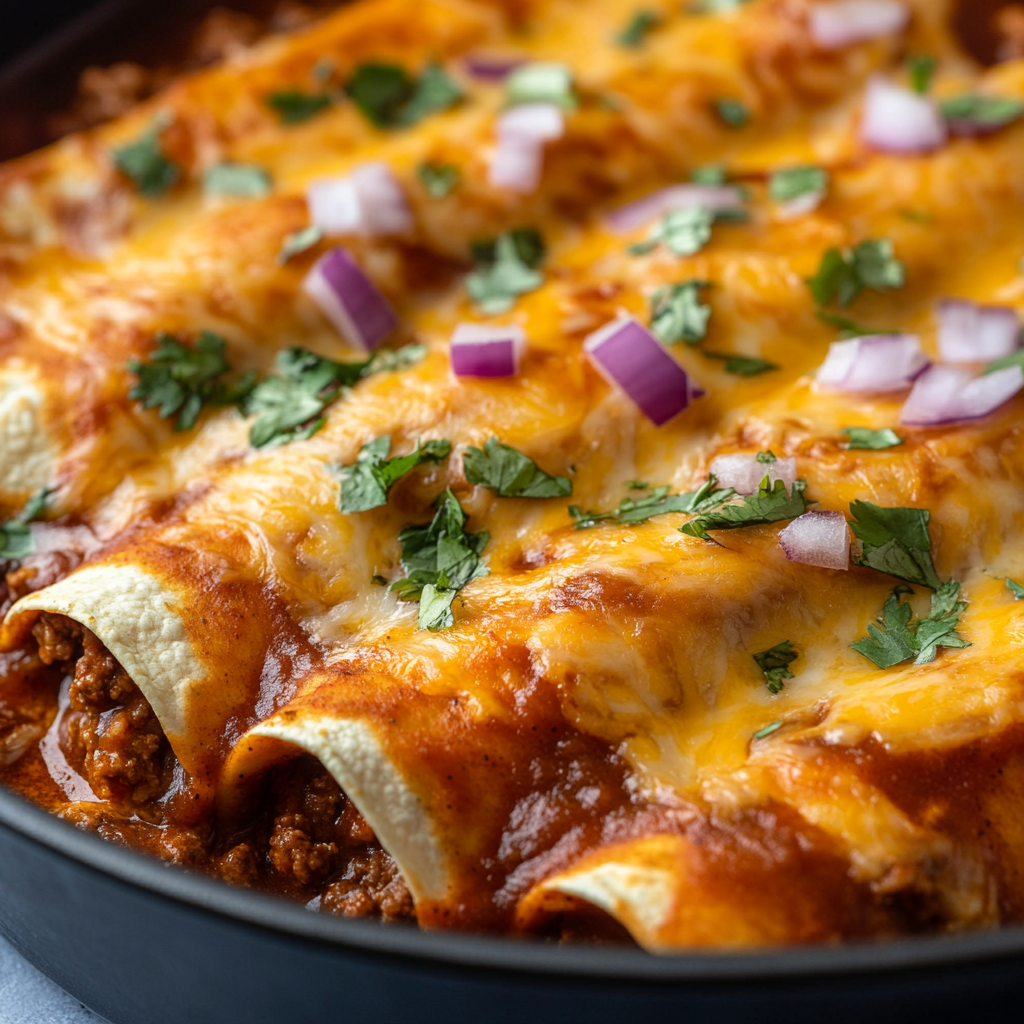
xmin=4 ymin=782 xmax=1024 ymax=982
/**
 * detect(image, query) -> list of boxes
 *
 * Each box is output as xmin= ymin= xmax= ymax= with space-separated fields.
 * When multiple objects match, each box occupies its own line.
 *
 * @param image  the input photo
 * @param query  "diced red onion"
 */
xmin=606 ymin=184 xmax=746 ymax=235
xmin=302 ymin=247 xmax=398 ymax=351
xmin=779 ymin=511 xmax=850 ymax=571
xmin=450 ymin=323 xmax=525 ymax=378
xmin=463 ymin=54 xmax=526 ymax=81
xmin=816 ymin=334 xmax=929 ymax=393
xmin=584 ymin=316 xmax=704 ymax=426
xmin=488 ymin=103 xmax=565 ymax=194
xmin=710 ymin=454 xmax=797 ymax=496
xmin=306 ymin=162 xmax=413 ymax=237
xmin=809 ymin=1 xmax=909 ymax=50
xmin=860 ymin=76 xmax=947 ymax=155
xmin=900 ymin=363 xmax=1024 ymax=425
xmin=937 ymin=299 xmax=1021 ymax=363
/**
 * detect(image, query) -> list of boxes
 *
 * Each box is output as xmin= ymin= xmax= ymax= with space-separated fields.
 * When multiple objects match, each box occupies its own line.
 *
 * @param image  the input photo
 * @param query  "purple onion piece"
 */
xmin=307 ymin=162 xmax=413 ymax=237
xmin=584 ymin=316 xmax=704 ymax=426
xmin=302 ymin=248 xmax=398 ymax=351
xmin=779 ymin=511 xmax=851 ymax=571
xmin=488 ymin=134 xmax=545 ymax=194
xmin=710 ymin=454 xmax=797 ymax=496
xmin=809 ymin=0 xmax=910 ymax=50
xmin=900 ymin=364 xmax=1024 ymax=426
xmin=463 ymin=53 xmax=527 ymax=81
xmin=816 ymin=334 xmax=929 ymax=393
xmin=860 ymin=76 xmax=947 ymax=155
xmin=605 ymin=184 xmax=746 ymax=235
xmin=450 ymin=323 xmax=525 ymax=378
xmin=938 ymin=299 xmax=1021 ymax=363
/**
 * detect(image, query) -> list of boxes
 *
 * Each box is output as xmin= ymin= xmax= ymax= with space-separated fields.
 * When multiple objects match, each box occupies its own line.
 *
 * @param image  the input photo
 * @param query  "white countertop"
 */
xmin=0 ymin=935 xmax=107 ymax=1024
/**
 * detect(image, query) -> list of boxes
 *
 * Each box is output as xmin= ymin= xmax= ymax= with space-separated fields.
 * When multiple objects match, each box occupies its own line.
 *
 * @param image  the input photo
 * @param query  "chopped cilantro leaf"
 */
xmin=756 ymin=451 xmax=776 ymax=464
xmin=650 ymin=281 xmax=712 ymax=345
xmin=506 ymin=62 xmax=576 ymax=110
xmin=940 ymin=94 xmax=1024 ymax=130
xmin=680 ymin=477 xmax=808 ymax=541
xmin=769 ymin=166 xmax=828 ymax=204
xmin=702 ymin=351 xmax=779 ymax=376
xmin=463 ymin=438 xmax=571 ymax=498
xmin=339 ymin=436 xmax=451 ymax=513
xmin=277 ymin=225 xmax=324 ymax=264
xmin=204 ymin=163 xmax=272 ymax=199
xmin=842 ymin=427 xmax=904 ymax=450
xmin=907 ymin=54 xmax=937 ymax=95
xmin=690 ymin=164 xmax=726 ymax=185
xmin=266 ymin=90 xmax=332 ymax=124
xmin=1006 ymin=578 xmax=1024 ymax=600
xmin=466 ymin=231 xmax=545 ymax=313
xmin=688 ymin=0 xmax=750 ymax=11
xmin=816 ymin=310 xmax=883 ymax=338
xmin=808 ymin=239 xmax=905 ymax=309
xmin=629 ymin=205 xmax=716 ymax=258
xmin=848 ymin=500 xmax=941 ymax=591
xmin=128 ymin=332 xmax=252 ymax=431
xmin=714 ymin=98 xmax=751 ymax=128
xmin=984 ymin=348 xmax=1024 ymax=375
xmin=616 ymin=10 xmax=661 ymax=47
xmin=391 ymin=490 xmax=489 ymax=631
xmin=417 ymin=161 xmax=460 ymax=198
xmin=345 ymin=62 xmax=462 ymax=129
xmin=0 ymin=489 xmax=50 ymax=561
xmin=246 ymin=344 xmax=426 ymax=448
xmin=852 ymin=581 xmax=970 ymax=669
xmin=570 ymin=477 xmax=734 ymax=530
xmin=753 ymin=640 xmax=797 ymax=694
xmin=753 ymin=720 xmax=783 ymax=740
xmin=112 ymin=118 xmax=179 ymax=198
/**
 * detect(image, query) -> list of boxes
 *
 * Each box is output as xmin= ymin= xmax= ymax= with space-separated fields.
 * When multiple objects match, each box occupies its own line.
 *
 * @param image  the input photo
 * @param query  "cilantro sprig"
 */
xmin=940 ymin=94 xmax=1024 ymax=131
xmin=466 ymin=229 xmax=545 ymax=314
xmin=616 ymin=10 xmax=661 ymax=47
xmin=769 ymin=166 xmax=828 ymax=204
xmin=680 ymin=477 xmax=808 ymax=541
xmin=570 ymin=477 xmax=734 ymax=529
xmin=345 ymin=62 xmax=462 ymax=129
xmin=506 ymin=62 xmax=576 ymax=110
xmin=852 ymin=582 xmax=970 ymax=669
xmin=753 ymin=640 xmax=797 ymax=694
xmin=464 ymin=438 xmax=571 ymax=498
xmin=267 ymin=90 xmax=333 ymax=124
xmin=842 ymin=427 xmax=904 ymax=450
xmin=417 ymin=161 xmax=460 ymax=198
xmin=112 ymin=117 xmax=179 ymax=198
xmin=713 ymin=98 xmax=751 ymax=128
xmin=650 ymin=281 xmax=712 ymax=345
xmin=848 ymin=500 xmax=941 ymax=591
xmin=390 ymin=490 xmax=489 ymax=631
xmin=629 ymin=205 xmax=715 ymax=257
xmin=702 ymin=351 xmax=779 ymax=376
xmin=339 ymin=437 xmax=451 ymax=513
xmin=0 ymin=490 xmax=50 ymax=561
xmin=246 ymin=344 xmax=426 ymax=448
xmin=808 ymin=239 xmax=905 ymax=309
xmin=204 ymin=163 xmax=272 ymax=198
xmin=128 ymin=332 xmax=254 ymax=431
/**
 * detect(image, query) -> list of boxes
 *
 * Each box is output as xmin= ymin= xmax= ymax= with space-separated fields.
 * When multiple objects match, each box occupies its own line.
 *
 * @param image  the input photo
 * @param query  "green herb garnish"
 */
xmin=1006 ymin=578 xmax=1024 ymax=600
xmin=851 ymin=581 xmax=970 ymax=669
xmin=842 ymin=427 xmax=904 ymax=450
xmin=277 ymin=225 xmax=324 ymax=264
xmin=266 ymin=90 xmax=333 ymax=124
xmin=245 ymin=344 xmax=426 ymax=448
xmin=688 ymin=0 xmax=750 ymax=11
xmin=570 ymin=477 xmax=734 ymax=530
xmin=391 ymin=490 xmax=489 ymax=631
xmin=629 ymin=205 xmax=716 ymax=257
xmin=848 ymin=500 xmax=941 ymax=591
xmin=128 ymin=332 xmax=253 ymax=431
xmin=714 ymin=98 xmax=751 ymax=128
xmin=463 ymin=438 xmax=571 ymax=498
xmin=0 ymin=490 xmax=50 ymax=561
xmin=680 ymin=477 xmax=808 ymax=541
xmin=339 ymin=436 xmax=451 ymax=513
xmin=650 ymin=281 xmax=712 ymax=345
xmin=907 ymin=54 xmax=937 ymax=95
xmin=808 ymin=239 xmax=905 ymax=308
xmin=466 ymin=230 xmax=545 ymax=313
xmin=417 ymin=161 xmax=460 ymax=198
xmin=769 ymin=165 xmax=827 ymax=204
xmin=702 ymin=351 xmax=779 ymax=376
xmin=203 ymin=163 xmax=272 ymax=198
xmin=940 ymin=94 xmax=1024 ymax=130
xmin=690 ymin=164 xmax=727 ymax=185
xmin=984 ymin=348 xmax=1024 ymax=375
xmin=753 ymin=720 xmax=783 ymax=740
xmin=506 ymin=61 xmax=576 ymax=109
xmin=616 ymin=9 xmax=661 ymax=47
xmin=112 ymin=117 xmax=179 ymax=198
xmin=753 ymin=640 xmax=797 ymax=694
xmin=816 ymin=310 xmax=884 ymax=338
xmin=345 ymin=62 xmax=462 ymax=129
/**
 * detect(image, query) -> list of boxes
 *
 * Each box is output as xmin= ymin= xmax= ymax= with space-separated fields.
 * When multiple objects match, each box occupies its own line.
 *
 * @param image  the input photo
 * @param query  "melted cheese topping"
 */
xmin=3 ymin=0 xmax=1024 ymax=949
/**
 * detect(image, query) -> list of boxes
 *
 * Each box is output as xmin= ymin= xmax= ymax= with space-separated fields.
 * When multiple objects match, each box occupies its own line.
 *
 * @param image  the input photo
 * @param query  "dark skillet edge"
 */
xmin=3 ymin=782 xmax=1024 ymax=984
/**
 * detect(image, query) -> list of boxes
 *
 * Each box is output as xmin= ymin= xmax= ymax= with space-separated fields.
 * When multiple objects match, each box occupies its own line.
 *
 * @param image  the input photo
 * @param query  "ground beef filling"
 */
xmin=22 ymin=613 xmax=413 ymax=923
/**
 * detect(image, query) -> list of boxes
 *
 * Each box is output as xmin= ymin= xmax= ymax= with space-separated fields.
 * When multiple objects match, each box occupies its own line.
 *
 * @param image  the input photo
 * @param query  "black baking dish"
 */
xmin=2 ymin=3 xmax=1024 ymax=1022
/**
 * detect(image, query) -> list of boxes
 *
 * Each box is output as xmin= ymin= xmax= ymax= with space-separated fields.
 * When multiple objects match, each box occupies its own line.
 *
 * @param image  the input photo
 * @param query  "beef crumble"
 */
xmin=3 ymin=613 xmax=413 ymax=924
